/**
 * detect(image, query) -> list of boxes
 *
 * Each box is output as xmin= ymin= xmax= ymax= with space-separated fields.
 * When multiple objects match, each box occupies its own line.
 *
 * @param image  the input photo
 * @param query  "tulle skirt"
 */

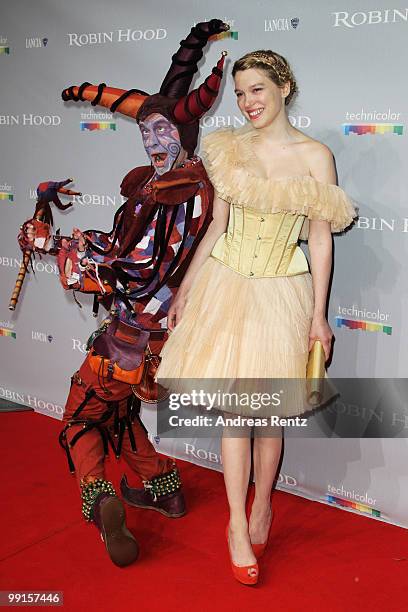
xmin=156 ymin=256 xmax=317 ymax=417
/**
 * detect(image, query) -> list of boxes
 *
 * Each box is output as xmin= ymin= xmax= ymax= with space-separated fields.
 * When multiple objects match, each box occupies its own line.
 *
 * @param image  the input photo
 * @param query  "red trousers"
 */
xmin=62 ymin=352 xmax=173 ymax=487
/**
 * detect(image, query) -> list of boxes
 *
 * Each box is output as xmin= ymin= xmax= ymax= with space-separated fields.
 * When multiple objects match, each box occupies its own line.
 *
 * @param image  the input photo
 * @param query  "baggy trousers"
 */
xmin=61 ymin=349 xmax=174 ymax=488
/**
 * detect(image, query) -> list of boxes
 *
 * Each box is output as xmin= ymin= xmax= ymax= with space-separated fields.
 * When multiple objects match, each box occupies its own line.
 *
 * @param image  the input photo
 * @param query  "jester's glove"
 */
xmin=18 ymin=219 xmax=52 ymax=254
xmin=57 ymin=239 xmax=116 ymax=295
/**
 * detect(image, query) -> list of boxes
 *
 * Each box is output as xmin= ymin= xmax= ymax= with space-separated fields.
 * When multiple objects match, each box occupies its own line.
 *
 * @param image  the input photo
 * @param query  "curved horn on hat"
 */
xmin=172 ymin=51 xmax=227 ymax=124
xmin=61 ymin=83 xmax=149 ymax=119
xmin=160 ymin=19 xmax=229 ymax=99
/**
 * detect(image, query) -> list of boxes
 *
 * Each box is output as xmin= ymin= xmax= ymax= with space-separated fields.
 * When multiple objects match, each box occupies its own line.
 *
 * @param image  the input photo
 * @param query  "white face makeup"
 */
xmin=139 ymin=113 xmax=182 ymax=175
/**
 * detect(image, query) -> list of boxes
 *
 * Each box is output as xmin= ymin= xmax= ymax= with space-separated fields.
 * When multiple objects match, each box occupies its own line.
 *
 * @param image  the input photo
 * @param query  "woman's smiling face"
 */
xmin=234 ymin=67 xmax=289 ymax=129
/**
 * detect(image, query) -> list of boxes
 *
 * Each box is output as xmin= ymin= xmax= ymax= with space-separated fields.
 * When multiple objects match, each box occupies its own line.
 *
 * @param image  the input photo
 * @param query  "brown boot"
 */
xmin=120 ymin=469 xmax=186 ymax=518
xmin=81 ymin=479 xmax=139 ymax=567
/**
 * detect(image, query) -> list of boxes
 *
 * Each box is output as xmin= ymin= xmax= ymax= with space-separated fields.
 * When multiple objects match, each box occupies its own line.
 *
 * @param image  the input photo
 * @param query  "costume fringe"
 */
xmin=201 ymin=124 xmax=358 ymax=239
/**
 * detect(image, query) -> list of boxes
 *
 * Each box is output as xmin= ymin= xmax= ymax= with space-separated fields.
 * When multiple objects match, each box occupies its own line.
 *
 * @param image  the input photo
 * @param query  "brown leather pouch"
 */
xmin=89 ymin=319 xmax=149 ymax=384
xmin=132 ymin=345 xmax=170 ymax=404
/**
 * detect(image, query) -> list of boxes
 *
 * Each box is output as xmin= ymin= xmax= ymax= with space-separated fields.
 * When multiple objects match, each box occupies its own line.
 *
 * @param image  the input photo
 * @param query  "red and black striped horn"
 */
xmin=160 ymin=19 xmax=229 ymax=98
xmin=172 ymin=51 xmax=227 ymax=124
xmin=61 ymin=83 xmax=149 ymax=119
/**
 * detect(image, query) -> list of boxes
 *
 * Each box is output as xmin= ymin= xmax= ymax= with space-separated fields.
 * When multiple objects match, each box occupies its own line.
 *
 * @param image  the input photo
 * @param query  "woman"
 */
xmin=156 ymin=50 xmax=357 ymax=584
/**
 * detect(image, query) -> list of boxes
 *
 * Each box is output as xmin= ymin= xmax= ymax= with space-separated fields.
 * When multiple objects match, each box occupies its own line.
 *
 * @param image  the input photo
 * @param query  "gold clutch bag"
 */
xmin=306 ymin=340 xmax=326 ymax=406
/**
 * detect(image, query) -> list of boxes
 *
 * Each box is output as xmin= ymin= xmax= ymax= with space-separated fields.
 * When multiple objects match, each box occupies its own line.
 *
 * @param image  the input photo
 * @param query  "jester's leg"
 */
xmin=81 ymin=477 xmax=139 ymax=567
xmin=120 ymin=397 xmax=186 ymax=518
xmin=60 ymin=356 xmax=139 ymax=567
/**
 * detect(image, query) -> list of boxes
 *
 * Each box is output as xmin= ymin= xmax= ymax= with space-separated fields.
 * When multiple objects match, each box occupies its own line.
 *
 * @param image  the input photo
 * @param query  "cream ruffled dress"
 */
xmin=155 ymin=124 xmax=357 ymax=417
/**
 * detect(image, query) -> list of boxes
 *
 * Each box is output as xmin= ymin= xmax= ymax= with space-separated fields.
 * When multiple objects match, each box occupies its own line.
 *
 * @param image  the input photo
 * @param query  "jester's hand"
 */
xmin=18 ymin=219 xmax=52 ymax=253
xmin=72 ymin=227 xmax=87 ymax=252
xmin=35 ymin=179 xmax=82 ymax=226
xmin=36 ymin=179 xmax=81 ymax=208
xmin=57 ymin=228 xmax=89 ymax=289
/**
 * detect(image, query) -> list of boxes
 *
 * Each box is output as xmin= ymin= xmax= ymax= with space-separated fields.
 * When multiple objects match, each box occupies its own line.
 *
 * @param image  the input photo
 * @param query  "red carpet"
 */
xmin=0 ymin=412 xmax=406 ymax=611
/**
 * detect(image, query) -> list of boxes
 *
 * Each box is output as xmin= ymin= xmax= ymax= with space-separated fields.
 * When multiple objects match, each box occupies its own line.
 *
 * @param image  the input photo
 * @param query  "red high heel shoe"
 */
xmin=251 ymin=510 xmax=274 ymax=559
xmin=226 ymin=525 xmax=259 ymax=586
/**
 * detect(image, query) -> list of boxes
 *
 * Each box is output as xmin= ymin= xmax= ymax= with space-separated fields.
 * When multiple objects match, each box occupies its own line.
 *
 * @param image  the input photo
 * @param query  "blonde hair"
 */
xmin=232 ymin=50 xmax=298 ymax=106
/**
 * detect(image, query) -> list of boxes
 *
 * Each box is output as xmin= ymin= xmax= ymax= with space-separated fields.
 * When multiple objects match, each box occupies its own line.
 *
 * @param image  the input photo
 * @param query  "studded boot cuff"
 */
xmin=142 ymin=468 xmax=181 ymax=501
xmin=80 ymin=478 xmax=116 ymax=522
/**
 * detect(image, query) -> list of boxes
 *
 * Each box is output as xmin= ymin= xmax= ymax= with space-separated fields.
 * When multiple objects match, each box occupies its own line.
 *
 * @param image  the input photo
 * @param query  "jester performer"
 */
xmin=20 ymin=19 xmax=229 ymax=567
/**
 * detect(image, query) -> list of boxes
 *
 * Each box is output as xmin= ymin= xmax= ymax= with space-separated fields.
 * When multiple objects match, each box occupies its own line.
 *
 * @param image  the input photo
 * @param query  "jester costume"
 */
xmin=21 ymin=19 xmax=229 ymax=567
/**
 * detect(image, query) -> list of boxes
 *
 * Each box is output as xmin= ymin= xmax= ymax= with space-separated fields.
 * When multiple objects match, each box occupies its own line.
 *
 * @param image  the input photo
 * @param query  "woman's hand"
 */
xmin=308 ymin=315 xmax=333 ymax=360
xmin=167 ymin=292 xmax=188 ymax=332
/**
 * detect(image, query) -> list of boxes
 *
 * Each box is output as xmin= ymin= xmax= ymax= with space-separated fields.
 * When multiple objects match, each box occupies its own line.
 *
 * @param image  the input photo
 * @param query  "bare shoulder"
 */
xmin=297 ymin=137 xmax=337 ymax=184
xmin=296 ymin=136 xmax=333 ymax=159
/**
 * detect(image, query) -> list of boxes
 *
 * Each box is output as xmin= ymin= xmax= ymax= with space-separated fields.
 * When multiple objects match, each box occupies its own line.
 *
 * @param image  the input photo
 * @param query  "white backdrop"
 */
xmin=1 ymin=0 xmax=407 ymax=527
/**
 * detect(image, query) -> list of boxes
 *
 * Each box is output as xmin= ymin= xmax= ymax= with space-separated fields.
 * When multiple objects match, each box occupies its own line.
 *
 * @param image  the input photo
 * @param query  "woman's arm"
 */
xmin=307 ymin=143 xmax=337 ymax=359
xmin=308 ymin=220 xmax=333 ymax=358
xmin=167 ymin=193 xmax=230 ymax=330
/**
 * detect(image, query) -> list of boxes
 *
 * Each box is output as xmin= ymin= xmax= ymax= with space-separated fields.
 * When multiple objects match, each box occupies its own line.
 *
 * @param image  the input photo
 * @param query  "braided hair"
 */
xmin=232 ymin=50 xmax=298 ymax=105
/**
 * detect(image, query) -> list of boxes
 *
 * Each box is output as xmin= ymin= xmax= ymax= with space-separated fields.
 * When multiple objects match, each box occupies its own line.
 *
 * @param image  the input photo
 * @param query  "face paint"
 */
xmin=139 ymin=113 xmax=182 ymax=175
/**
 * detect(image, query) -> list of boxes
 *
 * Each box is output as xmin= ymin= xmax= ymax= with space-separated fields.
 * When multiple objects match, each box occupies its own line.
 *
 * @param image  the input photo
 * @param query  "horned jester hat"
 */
xmin=59 ymin=19 xmax=229 ymax=304
xmin=61 ymin=19 xmax=229 ymax=156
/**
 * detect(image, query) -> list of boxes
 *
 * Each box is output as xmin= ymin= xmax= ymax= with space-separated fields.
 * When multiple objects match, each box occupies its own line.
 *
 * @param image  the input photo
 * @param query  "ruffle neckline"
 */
xmin=200 ymin=124 xmax=358 ymax=235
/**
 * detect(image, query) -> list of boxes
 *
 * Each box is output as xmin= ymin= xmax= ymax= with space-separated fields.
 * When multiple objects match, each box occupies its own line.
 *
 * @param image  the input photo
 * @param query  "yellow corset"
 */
xmin=210 ymin=206 xmax=309 ymax=278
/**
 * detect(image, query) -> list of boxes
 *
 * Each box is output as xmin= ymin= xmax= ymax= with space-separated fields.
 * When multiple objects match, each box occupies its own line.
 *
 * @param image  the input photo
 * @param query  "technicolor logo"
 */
xmin=209 ymin=30 xmax=239 ymax=40
xmin=326 ymin=494 xmax=381 ymax=518
xmin=0 ymin=183 xmax=13 ymax=202
xmin=336 ymin=305 xmax=392 ymax=335
xmin=0 ymin=35 xmax=9 ymax=54
xmin=0 ymin=327 xmax=16 ymax=339
xmin=80 ymin=122 xmax=116 ymax=132
xmin=343 ymin=123 xmax=403 ymax=135
xmin=79 ymin=111 xmax=116 ymax=132
xmin=335 ymin=317 xmax=392 ymax=335
xmin=0 ymin=192 xmax=13 ymax=202
xmin=343 ymin=108 xmax=403 ymax=136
